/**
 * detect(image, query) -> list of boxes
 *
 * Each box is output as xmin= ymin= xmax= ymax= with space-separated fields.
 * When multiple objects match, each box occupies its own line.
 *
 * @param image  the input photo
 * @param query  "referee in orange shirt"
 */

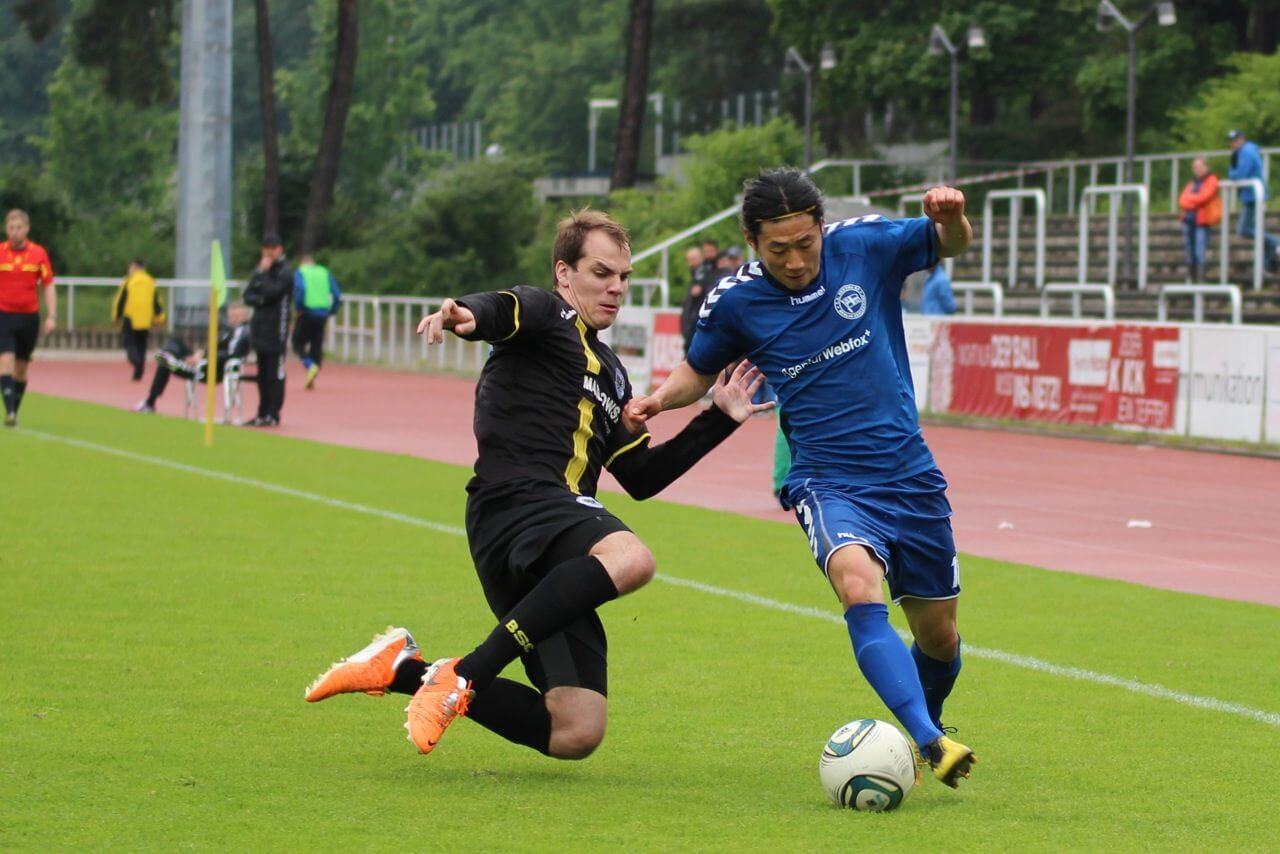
xmin=0 ymin=209 xmax=57 ymax=427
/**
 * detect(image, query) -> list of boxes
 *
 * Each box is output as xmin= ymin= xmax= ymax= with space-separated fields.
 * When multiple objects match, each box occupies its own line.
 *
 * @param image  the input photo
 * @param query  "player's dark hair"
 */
xmin=132 ymin=256 xmax=147 ymax=268
xmin=552 ymin=208 xmax=631 ymax=270
xmin=740 ymin=168 xmax=825 ymax=237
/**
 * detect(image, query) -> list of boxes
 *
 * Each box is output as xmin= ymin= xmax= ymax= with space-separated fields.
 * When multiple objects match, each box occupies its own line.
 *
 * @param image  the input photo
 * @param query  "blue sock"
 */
xmin=911 ymin=639 xmax=962 ymax=730
xmin=302 ymin=357 xmax=315 ymax=371
xmin=845 ymin=603 xmax=943 ymax=749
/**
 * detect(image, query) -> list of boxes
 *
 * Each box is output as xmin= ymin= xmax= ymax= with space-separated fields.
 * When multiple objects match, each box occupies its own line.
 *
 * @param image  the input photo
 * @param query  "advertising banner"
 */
xmin=1268 ymin=332 xmax=1280 ymax=444
xmin=1185 ymin=327 xmax=1267 ymax=442
xmin=902 ymin=315 xmax=935 ymax=412
xmin=929 ymin=321 xmax=1180 ymax=430
xmin=649 ymin=311 xmax=685 ymax=391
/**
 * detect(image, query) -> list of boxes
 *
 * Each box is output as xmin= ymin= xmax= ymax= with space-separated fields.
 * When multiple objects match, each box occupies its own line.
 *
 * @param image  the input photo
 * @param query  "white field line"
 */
xmin=23 ymin=429 xmax=1280 ymax=729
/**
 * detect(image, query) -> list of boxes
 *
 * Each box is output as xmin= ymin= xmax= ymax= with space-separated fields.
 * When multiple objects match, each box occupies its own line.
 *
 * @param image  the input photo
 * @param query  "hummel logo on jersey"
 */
xmin=790 ymin=286 xmax=826 ymax=306
xmin=560 ymin=308 xmax=577 ymax=320
xmin=834 ymin=283 xmax=867 ymax=321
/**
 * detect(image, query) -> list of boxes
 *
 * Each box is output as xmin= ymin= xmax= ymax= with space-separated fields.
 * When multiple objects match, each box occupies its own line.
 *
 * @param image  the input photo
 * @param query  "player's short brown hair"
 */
xmin=552 ymin=208 xmax=630 ymax=270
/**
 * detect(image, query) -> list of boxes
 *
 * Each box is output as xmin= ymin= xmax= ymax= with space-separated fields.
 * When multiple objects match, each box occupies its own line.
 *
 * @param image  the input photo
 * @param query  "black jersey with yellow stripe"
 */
xmin=457 ymin=286 xmax=645 ymax=496
xmin=456 ymin=285 xmax=742 ymax=500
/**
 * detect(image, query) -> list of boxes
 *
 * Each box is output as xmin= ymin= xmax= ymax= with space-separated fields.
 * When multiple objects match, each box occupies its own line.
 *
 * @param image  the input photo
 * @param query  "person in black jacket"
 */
xmin=303 ymin=209 xmax=773 ymax=763
xmin=241 ymin=233 xmax=293 ymax=426
xmin=132 ymin=303 xmax=252 ymax=413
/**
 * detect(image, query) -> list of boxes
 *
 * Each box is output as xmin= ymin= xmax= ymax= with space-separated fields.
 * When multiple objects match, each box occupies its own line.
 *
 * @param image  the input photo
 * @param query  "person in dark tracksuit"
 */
xmin=292 ymin=253 xmax=341 ymax=390
xmin=242 ymin=233 xmax=293 ymax=427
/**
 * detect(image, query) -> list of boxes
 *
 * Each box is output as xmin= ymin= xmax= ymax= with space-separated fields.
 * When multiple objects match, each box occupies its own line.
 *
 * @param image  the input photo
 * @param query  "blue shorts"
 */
xmin=786 ymin=469 xmax=960 ymax=603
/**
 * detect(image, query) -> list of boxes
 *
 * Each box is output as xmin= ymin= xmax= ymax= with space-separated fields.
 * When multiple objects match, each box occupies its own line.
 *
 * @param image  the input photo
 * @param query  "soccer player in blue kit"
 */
xmin=627 ymin=168 xmax=977 ymax=787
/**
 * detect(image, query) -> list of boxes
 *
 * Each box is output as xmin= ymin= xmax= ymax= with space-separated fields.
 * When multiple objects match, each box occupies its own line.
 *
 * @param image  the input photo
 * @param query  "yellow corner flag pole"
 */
xmin=204 ymin=240 xmax=227 ymax=447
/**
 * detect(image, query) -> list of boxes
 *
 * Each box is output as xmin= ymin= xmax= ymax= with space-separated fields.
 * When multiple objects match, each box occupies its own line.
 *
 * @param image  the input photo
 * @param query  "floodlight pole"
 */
xmin=1097 ymin=0 xmax=1175 ymax=285
xmin=928 ymin=25 xmax=963 ymax=183
xmin=949 ymin=43 xmax=959 ymax=183
xmin=786 ymin=48 xmax=814 ymax=169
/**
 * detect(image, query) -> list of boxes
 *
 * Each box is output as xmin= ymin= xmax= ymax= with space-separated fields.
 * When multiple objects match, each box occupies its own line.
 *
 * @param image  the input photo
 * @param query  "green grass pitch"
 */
xmin=3 ymin=395 xmax=1278 ymax=851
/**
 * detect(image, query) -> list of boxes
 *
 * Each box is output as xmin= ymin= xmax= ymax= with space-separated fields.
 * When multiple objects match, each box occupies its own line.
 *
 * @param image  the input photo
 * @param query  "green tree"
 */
xmin=322 ymin=155 xmax=542 ymax=296
xmin=34 ymin=58 xmax=176 ymax=215
xmin=1171 ymin=52 xmax=1280 ymax=150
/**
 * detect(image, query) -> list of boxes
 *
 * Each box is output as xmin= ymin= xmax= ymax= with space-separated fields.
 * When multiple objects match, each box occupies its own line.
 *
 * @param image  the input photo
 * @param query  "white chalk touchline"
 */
xmin=24 ymin=428 xmax=1280 ymax=729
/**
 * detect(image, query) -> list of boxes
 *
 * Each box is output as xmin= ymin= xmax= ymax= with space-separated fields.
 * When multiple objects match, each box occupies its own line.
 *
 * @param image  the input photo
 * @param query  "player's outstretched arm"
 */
xmin=923 ymin=186 xmax=973 ymax=258
xmin=416 ymin=298 xmax=476 ymax=344
xmin=623 ymin=361 xmax=718 ymax=433
xmin=609 ymin=363 xmax=764 ymax=501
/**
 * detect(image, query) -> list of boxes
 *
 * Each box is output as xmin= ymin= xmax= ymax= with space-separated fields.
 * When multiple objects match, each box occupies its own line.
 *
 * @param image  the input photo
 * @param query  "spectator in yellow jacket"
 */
xmin=112 ymin=258 xmax=164 ymax=381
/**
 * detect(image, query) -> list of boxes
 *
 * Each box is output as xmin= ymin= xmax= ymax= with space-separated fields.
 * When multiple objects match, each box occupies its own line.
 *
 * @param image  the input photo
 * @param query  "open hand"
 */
xmin=416 ymin=298 xmax=476 ymax=344
xmin=923 ymin=186 xmax=966 ymax=225
xmin=711 ymin=361 xmax=774 ymax=423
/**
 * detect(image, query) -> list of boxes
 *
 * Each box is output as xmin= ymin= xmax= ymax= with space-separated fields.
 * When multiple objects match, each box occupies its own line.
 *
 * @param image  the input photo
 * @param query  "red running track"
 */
xmin=29 ymin=356 xmax=1280 ymax=607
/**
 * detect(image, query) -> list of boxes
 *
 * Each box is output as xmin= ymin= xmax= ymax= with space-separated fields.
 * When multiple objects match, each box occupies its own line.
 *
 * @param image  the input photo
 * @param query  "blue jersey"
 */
xmin=686 ymin=215 xmax=939 ymax=486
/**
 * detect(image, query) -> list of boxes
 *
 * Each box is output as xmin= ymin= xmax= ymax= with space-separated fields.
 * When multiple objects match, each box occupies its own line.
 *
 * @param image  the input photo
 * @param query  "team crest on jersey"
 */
xmin=834 ymin=283 xmax=867 ymax=321
xmin=613 ymin=365 xmax=626 ymax=397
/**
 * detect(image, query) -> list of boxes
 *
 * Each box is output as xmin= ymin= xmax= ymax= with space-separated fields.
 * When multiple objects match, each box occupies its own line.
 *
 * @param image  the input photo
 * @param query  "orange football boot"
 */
xmin=304 ymin=627 xmax=422 ymax=703
xmin=404 ymin=657 xmax=473 ymax=754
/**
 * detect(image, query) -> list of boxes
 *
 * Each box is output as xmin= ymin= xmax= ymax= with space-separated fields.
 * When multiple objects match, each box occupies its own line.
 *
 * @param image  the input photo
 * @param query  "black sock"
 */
xmin=456 ymin=555 xmax=618 ymax=692
xmin=388 ymin=660 xmax=552 ymax=754
xmin=466 ymin=678 xmax=553 ymax=755
xmin=13 ymin=380 xmax=26 ymax=413
xmin=1 ymin=376 xmax=14 ymax=416
xmin=389 ymin=657 xmax=428 ymax=695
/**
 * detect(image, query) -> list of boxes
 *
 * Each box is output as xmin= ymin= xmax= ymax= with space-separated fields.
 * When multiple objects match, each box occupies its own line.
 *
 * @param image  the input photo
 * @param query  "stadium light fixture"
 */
xmin=1095 ymin=1 xmax=1175 ymax=280
xmin=927 ymin=24 xmax=986 ymax=183
xmin=785 ymin=46 xmax=834 ymax=169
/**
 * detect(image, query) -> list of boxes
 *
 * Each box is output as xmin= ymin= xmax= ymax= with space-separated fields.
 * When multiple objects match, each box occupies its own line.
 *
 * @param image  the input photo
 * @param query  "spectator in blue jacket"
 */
xmin=292 ymin=253 xmax=342 ymax=390
xmin=1226 ymin=129 xmax=1280 ymax=272
xmin=920 ymin=263 xmax=957 ymax=315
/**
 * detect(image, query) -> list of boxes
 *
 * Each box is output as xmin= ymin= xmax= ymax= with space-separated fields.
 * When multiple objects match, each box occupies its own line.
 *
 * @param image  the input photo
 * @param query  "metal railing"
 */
xmin=1157 ymin=284 xmax=1242 ymax=325
xmin=630 ymin=204 xmax=740 ymax=289
xmin=57 ymin=277 xmax=246 ymax=333
xmin=627 ymin=277 xmax=670 ymax=307
xmin=1078 ymin=184 xmax=1148 ymax=291
xmin=328 ymin=294 xmax=489 ymax=372
xmin=982 ymin=189 xmax=1046 ymax=290
xmin=950 ymin=281 xmax=1004 ymax=316
xmin=1216 ymin=178 xmax=1266 ymax=291
xmin=1041 ymin=283 xmax=1115 ymax=321
xmin=1028 ymin=147 xmax=1278 ymax=216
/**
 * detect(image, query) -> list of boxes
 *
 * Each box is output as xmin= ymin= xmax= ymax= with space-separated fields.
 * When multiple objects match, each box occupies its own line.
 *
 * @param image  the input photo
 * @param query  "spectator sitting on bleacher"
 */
xmin=1178 ymin=157 xmax=1221 ymax=283
xmin=132 ymin=303 xmax=251 ymax=413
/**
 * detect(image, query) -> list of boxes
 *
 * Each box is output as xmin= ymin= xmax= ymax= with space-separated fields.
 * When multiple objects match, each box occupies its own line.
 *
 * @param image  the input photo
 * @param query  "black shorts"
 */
xmin=0 ymin=312 xmax=39 ymax=360
xmin=466 ymin=481 xmax=631 ymax=697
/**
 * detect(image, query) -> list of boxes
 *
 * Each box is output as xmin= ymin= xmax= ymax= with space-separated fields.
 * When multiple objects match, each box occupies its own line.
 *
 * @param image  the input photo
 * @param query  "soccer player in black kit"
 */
xmin=304 ymin=209 xmax=772 ymax=760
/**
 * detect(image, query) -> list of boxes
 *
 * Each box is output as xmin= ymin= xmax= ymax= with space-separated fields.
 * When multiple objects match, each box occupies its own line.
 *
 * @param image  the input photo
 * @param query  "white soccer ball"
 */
xmin=818 ymin=719 xmax=916 ymax=811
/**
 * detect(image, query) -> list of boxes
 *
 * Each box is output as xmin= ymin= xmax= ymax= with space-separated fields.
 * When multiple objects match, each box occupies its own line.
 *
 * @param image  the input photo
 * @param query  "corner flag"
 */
xmin=204 ymin=241 xmax=226 ymax=447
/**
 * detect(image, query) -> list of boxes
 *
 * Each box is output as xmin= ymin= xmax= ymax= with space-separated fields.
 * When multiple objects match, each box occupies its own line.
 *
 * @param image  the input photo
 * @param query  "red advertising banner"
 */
xmin=928 ymin=322 xmax=1181 ymax=430
xmin=649 ymin=311 xmax=685 ymax=390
